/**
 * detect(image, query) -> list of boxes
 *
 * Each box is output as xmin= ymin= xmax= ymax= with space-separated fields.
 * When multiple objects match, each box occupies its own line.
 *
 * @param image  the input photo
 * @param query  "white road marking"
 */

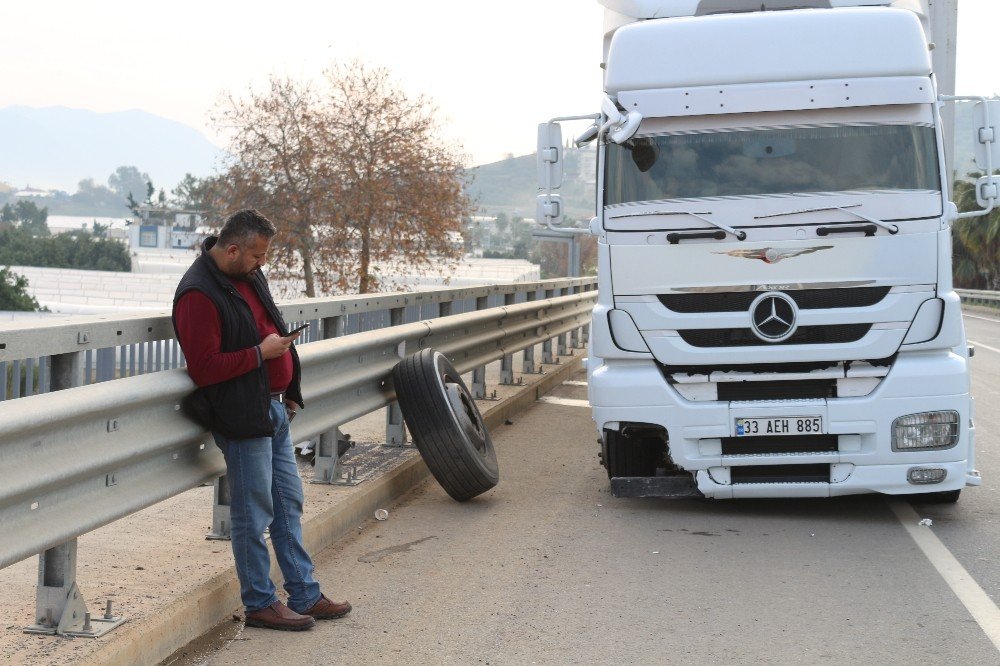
xmin=538 ymin=396 xmax=590 ymax=408
xmin=888 ymin=499 xmax=1000 ymax=652
xmin=968 ymin=339 xmax=1000 ymax=355
xmin=964 ymin=313 xmax=1000 ymax=324
xmin=562 ymin=380 xmax=589 ymax=387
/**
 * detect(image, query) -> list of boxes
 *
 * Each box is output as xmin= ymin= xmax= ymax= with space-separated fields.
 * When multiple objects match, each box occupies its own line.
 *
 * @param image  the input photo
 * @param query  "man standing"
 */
xmin=172 ymin=209 xmax=350 ymax=631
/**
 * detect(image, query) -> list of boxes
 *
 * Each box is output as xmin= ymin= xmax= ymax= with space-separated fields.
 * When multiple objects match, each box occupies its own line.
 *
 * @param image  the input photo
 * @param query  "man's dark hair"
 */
xmin=218 ymin=209 xmax=277 ymax=247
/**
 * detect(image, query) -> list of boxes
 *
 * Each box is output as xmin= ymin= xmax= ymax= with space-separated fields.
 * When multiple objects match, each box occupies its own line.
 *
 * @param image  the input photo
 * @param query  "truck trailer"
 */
xmin=537 ymin=0 xmax=999 ymax=500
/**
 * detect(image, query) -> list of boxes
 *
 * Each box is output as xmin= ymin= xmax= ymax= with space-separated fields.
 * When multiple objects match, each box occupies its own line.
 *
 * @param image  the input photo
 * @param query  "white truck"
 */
xmin=537 ymin=0 xmax=999 ymax=500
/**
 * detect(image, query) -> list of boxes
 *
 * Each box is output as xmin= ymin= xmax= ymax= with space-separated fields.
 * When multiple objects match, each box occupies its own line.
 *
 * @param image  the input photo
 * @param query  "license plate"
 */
xmin=735 ymin=416 xmax=822 ymax=437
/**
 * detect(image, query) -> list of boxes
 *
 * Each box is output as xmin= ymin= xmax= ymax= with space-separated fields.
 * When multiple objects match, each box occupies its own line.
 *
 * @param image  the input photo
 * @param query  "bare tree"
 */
xmin=213 ymin=77 xmax=338 ymax=296
xmin=214 ymin=64 xmax=472 ymax=296
xmin=320 ymin=62 xmax=471 ymax=293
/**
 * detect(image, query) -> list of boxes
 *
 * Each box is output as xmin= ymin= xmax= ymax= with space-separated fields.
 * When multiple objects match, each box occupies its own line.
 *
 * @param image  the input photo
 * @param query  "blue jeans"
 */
xmin=213 ymin=399 xmax=321 ymax=613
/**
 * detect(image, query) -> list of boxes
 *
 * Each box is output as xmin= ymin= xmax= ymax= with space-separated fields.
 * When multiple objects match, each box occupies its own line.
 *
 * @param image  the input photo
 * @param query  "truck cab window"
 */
xmin=605 ymin=123 xmax=940 ymax=205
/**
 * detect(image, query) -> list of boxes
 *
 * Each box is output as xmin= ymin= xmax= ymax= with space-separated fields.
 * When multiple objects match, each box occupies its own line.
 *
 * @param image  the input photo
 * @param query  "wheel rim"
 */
xmin=444 ymin=379 xmax=486 ymax=452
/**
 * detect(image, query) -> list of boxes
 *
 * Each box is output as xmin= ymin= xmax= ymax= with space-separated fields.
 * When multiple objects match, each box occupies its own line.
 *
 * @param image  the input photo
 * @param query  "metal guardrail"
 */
xmin=0 ymin=277 xmax=596 ymax=637
xmin=956 ymin=288 xmax=1000 ymax=306
xmin=0 ymin=277 xmax=596 ymax=401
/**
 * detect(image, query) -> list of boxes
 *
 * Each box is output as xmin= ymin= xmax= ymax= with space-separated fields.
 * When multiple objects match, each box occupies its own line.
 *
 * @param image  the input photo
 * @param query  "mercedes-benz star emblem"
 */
xmin=749 ymin=292 xmax=797 ymax=343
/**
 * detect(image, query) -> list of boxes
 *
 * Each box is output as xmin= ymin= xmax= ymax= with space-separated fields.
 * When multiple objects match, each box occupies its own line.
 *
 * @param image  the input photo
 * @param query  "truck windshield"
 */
xmin=604 ymin=124 xmax=940 ymax=205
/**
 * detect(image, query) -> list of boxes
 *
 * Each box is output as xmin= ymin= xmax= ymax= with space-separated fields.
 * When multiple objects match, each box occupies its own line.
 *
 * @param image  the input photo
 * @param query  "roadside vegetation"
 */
xmin=0 ymin=267 xmax=41 ymax=311
xmin=0 ymin=201 xmax=131 ymax=273
xmin=952 ymin=175 xmax=1000 ymax=290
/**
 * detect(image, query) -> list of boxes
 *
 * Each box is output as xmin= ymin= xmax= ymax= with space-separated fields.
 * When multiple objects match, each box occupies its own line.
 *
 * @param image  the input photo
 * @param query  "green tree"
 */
xmin=952 ymin=175 xmax=1000 ymax=289
xmin=0 ymin=227 xmax=131 ymax=272
xmin=1 ymin=200 xmax=49 ymax=235
xmin=72 ymin=179 xmax=125 ymax=212
xmin=108 ymin=166 xmax=152 ymax=203
xmin=0 ymin=266 xmax=41 ymax=311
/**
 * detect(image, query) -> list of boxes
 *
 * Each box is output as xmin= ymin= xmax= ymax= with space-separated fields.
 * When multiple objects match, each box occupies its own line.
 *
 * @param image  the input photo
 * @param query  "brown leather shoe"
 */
xmin=245 ymin=601 xmax=316 ymax=631
xmin=301 ymin=594 xmax=352 ymax=620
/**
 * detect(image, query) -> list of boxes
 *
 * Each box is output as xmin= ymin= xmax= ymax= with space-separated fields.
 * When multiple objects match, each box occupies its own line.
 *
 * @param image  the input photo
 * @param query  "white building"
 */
xmin=127 ymin=206 xmax=207 ymax=250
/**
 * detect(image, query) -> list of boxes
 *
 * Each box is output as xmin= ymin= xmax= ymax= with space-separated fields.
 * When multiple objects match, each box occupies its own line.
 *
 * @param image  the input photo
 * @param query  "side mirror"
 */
xmin=976 ymin=174 xmax=1000 ymax=208
xmin=536 ymin=193 xmax=563 ymax=223
xmin=537 ymin=123 xmax=563 ymax=190
xmin=973 ymin=100 xmax=1000 ymax=172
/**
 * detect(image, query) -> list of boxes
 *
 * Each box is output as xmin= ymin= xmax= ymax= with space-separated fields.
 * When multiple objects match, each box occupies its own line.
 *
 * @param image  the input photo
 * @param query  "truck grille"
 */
xmin=679 ymin=324 xmax=871 ymax=347
xmin=730 ymin=464 xmax=830 ymax=484
xmin=717 ymin=379 xmax=836 ymax=401
xmin=658 ymin=287 xmax=890 ymax=313
xmin=721 ymin=435 xmax=838 ymax=455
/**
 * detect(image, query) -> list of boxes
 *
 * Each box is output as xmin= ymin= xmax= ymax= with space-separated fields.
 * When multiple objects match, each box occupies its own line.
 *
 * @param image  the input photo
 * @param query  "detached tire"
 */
xmin=392 ymin=348 xmax=499 ymax=501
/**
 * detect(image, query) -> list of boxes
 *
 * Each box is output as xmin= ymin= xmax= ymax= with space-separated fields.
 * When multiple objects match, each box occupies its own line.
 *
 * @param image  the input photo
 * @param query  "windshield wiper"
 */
xmin=754 ymin=204 xmax=899 ymax=235
xmin=608 ymin=210 xmax=747 ymax=241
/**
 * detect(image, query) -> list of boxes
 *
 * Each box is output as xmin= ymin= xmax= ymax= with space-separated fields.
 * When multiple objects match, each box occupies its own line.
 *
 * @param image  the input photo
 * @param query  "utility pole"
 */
xmin=926 ymin=0 xmax=959 ymax=180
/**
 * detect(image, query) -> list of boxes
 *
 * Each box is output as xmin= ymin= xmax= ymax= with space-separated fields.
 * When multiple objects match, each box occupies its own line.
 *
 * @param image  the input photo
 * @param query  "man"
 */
xmin=172 ymin=209 xmax=350 ymax=631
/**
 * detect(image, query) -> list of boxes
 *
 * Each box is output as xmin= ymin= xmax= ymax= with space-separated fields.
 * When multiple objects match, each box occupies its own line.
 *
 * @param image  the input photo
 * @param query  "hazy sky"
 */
xmin=1 ymin=1 xmax=997 ymax=169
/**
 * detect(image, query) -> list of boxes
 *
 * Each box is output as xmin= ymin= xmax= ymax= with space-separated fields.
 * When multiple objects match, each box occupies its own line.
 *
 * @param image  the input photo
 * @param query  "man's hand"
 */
xmin=259 ymin=333 xmax=292 ymax=360
xmin=285 ymin=399 xmax=301 ymax=422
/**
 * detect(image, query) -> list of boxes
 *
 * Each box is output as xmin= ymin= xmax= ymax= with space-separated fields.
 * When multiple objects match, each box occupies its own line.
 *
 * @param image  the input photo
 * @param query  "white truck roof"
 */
xmin=600 ymin=0 xmax=922 ymax=20
xmin=603 ymin=5 xmax=931 ymax=95
xmin=600 ymin=0 xmax=929 ymax=65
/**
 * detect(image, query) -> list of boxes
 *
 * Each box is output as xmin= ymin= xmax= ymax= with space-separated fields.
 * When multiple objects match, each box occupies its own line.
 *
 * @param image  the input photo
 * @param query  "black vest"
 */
xmin=172 ymin=237 xmax=303 ymax=439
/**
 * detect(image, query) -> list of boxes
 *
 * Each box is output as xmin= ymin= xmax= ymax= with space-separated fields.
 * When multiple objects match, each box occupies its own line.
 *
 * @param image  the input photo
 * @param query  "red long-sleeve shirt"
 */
xmin=175 ymin=281 xmax=293 ymax=393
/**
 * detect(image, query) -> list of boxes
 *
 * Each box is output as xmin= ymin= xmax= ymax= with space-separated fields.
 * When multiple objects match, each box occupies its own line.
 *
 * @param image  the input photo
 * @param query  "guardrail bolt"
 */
xmin=104 ymin=600 xmax=113 ymax=620
xmin=45 ymin=608 xmax=53 ymax=627
xmin=83 ymin=612 xmax=92 ymax=632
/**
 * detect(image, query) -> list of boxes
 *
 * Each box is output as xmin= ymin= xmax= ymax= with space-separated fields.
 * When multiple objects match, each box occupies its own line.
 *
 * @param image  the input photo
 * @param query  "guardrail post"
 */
xmin=569 ymin=286 xmax=583 ymax=349
xmin=384 ymin=307 xmax=411 ymax=447
xmin=555 ymin=288 xmax=569 ymax=356
xmin=310 ymin=313 xmax=363 ymax=484
xmin=23 ymin=350 xmax=126 ymax=637
xmin=312 ymin=428 xmax=361 ymax=486
xmin=23 ymin=540 xmax=126 ymax=638
xmin=542 ymin=289 xmax=556 ymax=364
xmin=523 ymin=291 xmax=537 ymax=374
xmin=49 ymin=351 xmax=84 ymax=392
xmin=471 ymin=296 xmax=489 ymax=398
xmin=24 ymin=539 xmax=125 ymax=638
xmin=500 ymin=293 xmax=516 ymax=385
xmin=205 ymin=476 xmax=232 ymax=540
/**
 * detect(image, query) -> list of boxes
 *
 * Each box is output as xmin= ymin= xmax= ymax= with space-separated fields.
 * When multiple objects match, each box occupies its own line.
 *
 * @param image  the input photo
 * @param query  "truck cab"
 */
xmin=538 ymin=0 xmax=997 ymax=499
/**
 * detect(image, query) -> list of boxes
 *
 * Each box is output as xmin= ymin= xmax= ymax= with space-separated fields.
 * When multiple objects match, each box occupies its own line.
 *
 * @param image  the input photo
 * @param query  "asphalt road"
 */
xmin=193 ymin=313 xmax=1000 ymax=665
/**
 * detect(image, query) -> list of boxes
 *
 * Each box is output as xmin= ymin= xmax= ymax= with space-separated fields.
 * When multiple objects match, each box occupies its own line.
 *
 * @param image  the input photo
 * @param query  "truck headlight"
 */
xmin=892 ymin=411 xmax=959 ymax=451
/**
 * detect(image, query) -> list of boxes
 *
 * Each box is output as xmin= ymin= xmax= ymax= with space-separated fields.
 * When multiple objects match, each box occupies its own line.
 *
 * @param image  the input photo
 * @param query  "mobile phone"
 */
xmin=287 ymin=323 xmax=310 ymax=337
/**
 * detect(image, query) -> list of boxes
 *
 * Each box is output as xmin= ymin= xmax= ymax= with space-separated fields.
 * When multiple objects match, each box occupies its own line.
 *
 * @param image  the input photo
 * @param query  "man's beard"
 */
xmin=236 ymin=269 xmax=258 ymax=282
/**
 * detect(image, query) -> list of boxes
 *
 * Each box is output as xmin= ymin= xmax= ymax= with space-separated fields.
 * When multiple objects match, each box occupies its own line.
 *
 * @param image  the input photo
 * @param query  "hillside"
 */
xmin=0 ymin=106 xmax=221 ymax=193
xmin=466 ymin=147 xmax=596 ymax=221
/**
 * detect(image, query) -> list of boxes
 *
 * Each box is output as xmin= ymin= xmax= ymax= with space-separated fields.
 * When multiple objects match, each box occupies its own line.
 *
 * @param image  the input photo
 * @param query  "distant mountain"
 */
xmin=466 ymin=147 xmax=596 ymax=221
xmin=0 ymin=106 xmax=221 ymax=192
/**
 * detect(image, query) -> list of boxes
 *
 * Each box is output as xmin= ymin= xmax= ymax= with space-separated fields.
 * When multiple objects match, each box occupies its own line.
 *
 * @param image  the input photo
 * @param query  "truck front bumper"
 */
xmin=589 ymin=350 xmax=975 ymax=499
